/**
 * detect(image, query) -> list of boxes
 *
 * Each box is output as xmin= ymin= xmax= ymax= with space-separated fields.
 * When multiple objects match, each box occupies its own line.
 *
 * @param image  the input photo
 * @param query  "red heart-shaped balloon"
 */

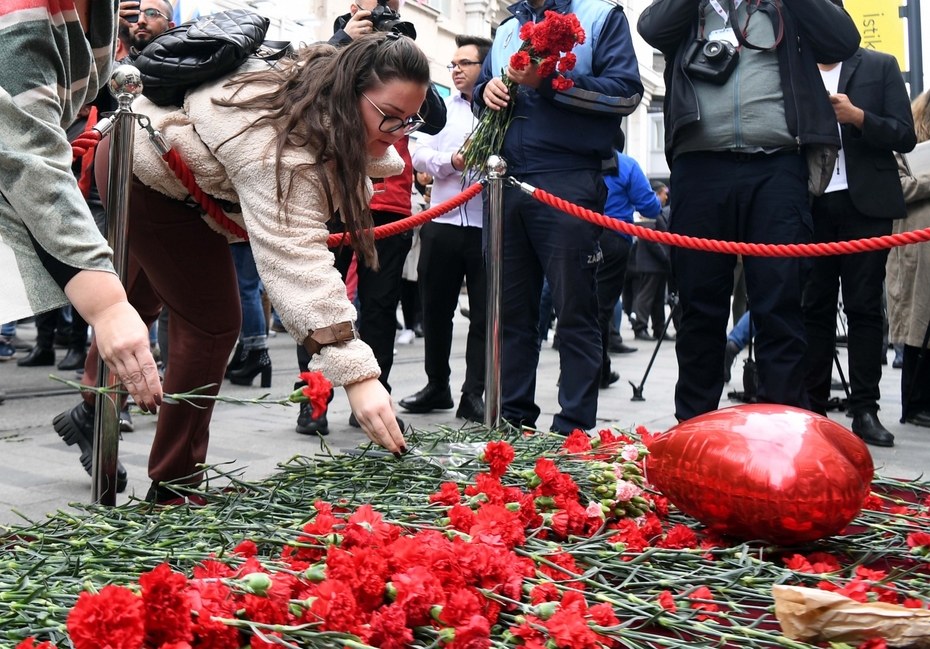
xmin=645 ymin=404 xmax=873 ymax=545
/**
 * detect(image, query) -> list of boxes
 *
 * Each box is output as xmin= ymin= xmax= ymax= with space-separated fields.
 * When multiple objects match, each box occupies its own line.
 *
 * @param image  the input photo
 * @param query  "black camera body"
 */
xmin=369 ymin=0 xmax=417 ymax=39
xmin=683 ymin=38 xmax=739 ymax=85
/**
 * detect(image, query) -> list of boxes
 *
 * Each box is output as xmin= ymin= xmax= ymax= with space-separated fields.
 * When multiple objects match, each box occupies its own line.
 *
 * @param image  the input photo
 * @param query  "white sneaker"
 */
xmin=397 ymin=328 xmax=415 ymax=345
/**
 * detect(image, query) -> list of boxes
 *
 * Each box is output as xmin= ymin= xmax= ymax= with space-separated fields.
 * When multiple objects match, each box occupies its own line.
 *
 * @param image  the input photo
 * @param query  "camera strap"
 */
xmin=725 ymin=0 xmax=784 ymax=51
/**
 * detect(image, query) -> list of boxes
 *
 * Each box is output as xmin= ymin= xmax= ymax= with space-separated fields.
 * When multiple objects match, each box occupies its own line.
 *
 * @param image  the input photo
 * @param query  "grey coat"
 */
xmin=887 ymin=154 xmax=930 ymax=348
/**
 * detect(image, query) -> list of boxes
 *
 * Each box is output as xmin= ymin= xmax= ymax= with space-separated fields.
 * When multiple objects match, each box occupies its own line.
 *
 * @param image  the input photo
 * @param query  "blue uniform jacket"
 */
xmin=604 ymin=152 xmax=661 ymax=243
xmin=474 ymin=0 xmax=643 ymax=175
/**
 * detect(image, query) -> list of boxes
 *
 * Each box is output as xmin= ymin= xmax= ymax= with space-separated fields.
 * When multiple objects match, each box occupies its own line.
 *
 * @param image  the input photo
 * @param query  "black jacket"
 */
xmin=635 ymin=208 xmax=671 ymax=274
xmin=330 ymin=13 xmax=446 ymax=135
xmin=637 ymin=0 xmax=860 ymax=164
xmin=829 ymin=48 xmax=916 ymax=219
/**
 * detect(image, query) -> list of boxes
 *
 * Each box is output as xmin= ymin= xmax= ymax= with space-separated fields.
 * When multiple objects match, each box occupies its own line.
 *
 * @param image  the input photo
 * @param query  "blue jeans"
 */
xmin=727 ymin=311 xmax=753 ymax=350
xmin=230 ymin=243 xmax=267 ymax=349
xmin=1 ymin=322 xmax=15 ymax=337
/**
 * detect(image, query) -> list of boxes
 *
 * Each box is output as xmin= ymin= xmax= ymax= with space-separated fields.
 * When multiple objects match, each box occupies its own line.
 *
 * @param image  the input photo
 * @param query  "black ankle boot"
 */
xmin=228 ymin=348 xmax=272 ymax=387
xmin=224 ymin=342 xmax=246 ymax=379
xmin=53 ymin=402 xmax=128 ymax=492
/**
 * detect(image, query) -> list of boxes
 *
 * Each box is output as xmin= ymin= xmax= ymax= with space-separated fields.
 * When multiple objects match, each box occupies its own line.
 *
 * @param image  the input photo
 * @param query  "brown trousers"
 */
xmin=86 ymin=152 xmax=240 ymax=485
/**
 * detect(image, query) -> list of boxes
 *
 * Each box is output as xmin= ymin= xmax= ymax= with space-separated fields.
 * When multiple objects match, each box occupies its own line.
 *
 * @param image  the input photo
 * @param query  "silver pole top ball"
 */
xmin=108 ymin=64 xmax=144 ymax=107
xmin=486 ymin=155 xmax=507 ymax=178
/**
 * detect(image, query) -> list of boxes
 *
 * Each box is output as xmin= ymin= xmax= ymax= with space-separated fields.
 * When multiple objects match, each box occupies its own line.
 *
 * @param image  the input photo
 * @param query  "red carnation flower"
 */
xmin=904 ymin=598 xmax=926 ymax=608
xmin=862 ymin=493 xmax=884 ymax=511
xmin=907 ymin=531 xmax=930 ymax=549
xmin=806 ymin=552 xmax=842 ymax=573
xmin=431 ymin=482 xmax=463 ymax=506
xmin=588 ymin=602 xmax=619 ymax=628
xmin=447 ymin=614 xmax=492 ymax=649
xmin=232 ymin=540 xmax=258 ymax=557
xmin=483 ymin=440 xmax=516 ymax=478
xmin=510 ymin=51 xmax=532 ymax=72
xmin=519 ymin=21 xmax=535 ymax=41
xmin=783 ymin=554 xmax=814 ymax=573
xmin=298 ymin=371 xmax=333 ymax=419
xmin=530 ymin=582 xmax=560 ymax=604
xmin=305 ymin=579 xmax=362 ymax=631
xmin=858 ymin=640 xmax=888 ymax=649
xmin=686 ymin=586 xmax=720 ymax=621
xmin=537 ymin=55 xmax=559 ymax=78
xmin=67 ymin=585 xmax=145 ymax=649
xmin=657 ymin=524 xmax=697 ymax=550
xmin=140 ymin=563 xmax=193 ymax=647
xmin=657 ymin=590 xmax=676 ymax=613
xmin=15 ymin=639 xmax=57 ymax=649
xmin=544 ymin=606 xmax=600 ymax=649
xmin=448 ymin=503 xmax=478 ymax=531
xmin=510 ymin=615 xmax=547 ymax=649
xmin=369 ymin=604 xmax=414 ymax=649
xmin=440 ymin=587 xmax=483 ymax=627
xmin=186 ymin=580 xmax=240 ymax=649
xmin=561 ymin=430 xmax=591 ymax=454
xmin=394 ymin=566 xmax=446 ymax=626
xmin=558 ymin=53 xmax=577 ymax=72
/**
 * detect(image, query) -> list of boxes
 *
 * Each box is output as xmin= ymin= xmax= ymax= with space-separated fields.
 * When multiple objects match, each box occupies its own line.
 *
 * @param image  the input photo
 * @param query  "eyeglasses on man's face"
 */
xmin=361 ymin=93 xmax=425 ymax=135
xmin=447 ymin=60 xmax=481 ymax=71
xmin=139 ymin=8 xmax=170 ymax=20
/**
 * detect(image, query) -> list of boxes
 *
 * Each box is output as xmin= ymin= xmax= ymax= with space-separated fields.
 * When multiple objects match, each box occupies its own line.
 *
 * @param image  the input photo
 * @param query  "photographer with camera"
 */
xmin=638 ymin=0 xmax=860 ymax=422
xmin=332 ymin=0 xmax=416 ymax=44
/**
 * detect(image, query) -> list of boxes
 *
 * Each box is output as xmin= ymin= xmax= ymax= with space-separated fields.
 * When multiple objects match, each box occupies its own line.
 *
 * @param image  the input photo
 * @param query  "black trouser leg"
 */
xmin=596 ymin=232 xmax=630 ymax=379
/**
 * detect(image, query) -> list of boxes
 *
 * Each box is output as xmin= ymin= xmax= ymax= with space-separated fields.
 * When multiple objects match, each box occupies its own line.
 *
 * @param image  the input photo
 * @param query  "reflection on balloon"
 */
xmin=645 ymin=404 xmax=873 ymax=545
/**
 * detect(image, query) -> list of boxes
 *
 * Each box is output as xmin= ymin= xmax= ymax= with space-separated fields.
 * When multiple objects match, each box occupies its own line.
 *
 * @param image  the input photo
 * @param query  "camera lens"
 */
xmin=703 ymin=41 xmax=726 ymax=61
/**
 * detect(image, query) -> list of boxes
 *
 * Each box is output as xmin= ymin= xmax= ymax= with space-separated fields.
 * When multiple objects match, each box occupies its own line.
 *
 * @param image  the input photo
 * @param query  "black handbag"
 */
xmin=131 ymin=9 xmax=290 ymax=107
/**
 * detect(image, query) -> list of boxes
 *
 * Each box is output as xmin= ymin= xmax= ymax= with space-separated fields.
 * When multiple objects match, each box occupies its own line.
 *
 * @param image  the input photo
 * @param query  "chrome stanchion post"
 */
xmin=92 ymin=65 xmax=143 ymax=505
xmin=484 ymin=155 xmax=506 ymax=429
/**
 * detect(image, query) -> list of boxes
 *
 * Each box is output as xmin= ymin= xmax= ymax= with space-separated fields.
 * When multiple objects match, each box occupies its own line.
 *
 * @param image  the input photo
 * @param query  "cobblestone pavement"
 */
xmin=0 ymin=311 xmax=924 ymax=526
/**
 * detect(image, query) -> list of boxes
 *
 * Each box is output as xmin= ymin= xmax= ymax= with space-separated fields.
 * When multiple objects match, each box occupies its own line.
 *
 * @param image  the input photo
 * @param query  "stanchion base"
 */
xmin=630 ymin=381 xmax=645 ymax=402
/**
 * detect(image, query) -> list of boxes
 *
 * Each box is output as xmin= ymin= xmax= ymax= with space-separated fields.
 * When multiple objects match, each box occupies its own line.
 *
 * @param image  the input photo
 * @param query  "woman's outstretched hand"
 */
xmin=65 ymin=270 xmax=163 ymax=412
xmin=344 ymin=377 xmax=407 ymax=457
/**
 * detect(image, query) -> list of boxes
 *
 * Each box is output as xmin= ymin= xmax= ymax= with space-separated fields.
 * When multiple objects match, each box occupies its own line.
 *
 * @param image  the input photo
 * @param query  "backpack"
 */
xmin=131 ymin=9 xmax=291 ymax=107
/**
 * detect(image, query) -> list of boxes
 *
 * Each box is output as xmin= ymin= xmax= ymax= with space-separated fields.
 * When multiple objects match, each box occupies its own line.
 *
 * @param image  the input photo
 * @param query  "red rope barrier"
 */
xmin=161 ymin=149 xmax=251 ymax=241
xmin=326 ymin=183 xmax=485 ymax=248
xmin=531 ymin=186 xmax=930 ymax=257
xmin=71 ymin=130 xmax=101 ymax=162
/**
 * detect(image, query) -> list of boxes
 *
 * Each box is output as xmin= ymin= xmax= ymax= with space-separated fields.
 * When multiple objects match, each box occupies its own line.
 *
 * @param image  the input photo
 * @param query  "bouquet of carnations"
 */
xmin=462 ymin=11 xmax=585 ymax=176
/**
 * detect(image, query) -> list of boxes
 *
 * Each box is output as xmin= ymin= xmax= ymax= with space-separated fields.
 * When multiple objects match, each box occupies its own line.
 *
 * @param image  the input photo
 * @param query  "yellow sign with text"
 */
xmin=844 ymin=0 xmax=907 ymax=71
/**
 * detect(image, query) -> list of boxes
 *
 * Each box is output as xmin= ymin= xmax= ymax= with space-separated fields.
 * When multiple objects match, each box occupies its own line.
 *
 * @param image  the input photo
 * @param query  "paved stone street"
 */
xmin=0 ymin=309 xmax=926 ymax=527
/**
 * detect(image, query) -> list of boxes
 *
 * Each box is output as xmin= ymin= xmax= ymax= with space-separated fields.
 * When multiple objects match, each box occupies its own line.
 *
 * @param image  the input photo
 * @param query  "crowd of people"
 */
xmin=1 ymin=0 xmax=928 ymax=504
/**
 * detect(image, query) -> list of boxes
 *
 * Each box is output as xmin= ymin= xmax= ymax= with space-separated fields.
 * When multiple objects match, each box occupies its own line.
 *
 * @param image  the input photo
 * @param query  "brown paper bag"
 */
xmin=773 ymin=584 xmax=930 ymax=648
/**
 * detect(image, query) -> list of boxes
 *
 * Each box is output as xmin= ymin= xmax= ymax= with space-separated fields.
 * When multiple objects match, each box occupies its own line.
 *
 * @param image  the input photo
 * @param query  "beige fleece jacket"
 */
xmin=131 ymin=62 xmax=404 ymax=386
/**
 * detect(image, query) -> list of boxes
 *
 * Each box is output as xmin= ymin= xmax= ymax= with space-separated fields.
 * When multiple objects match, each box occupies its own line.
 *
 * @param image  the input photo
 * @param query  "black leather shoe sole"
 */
xmin=905 ymin=412 xmax=930 ymax=428
xmin=53 ymin=405 xmax=128 ymax=492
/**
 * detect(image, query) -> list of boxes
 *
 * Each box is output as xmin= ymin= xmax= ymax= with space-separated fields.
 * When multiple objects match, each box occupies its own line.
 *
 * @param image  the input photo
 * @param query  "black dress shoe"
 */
xmin=633 ymin=329 xmax=653 ymax=341
xmin=53 ymin=402 xmax=128 ymax=492
xmin=599 ymin=370 xmax=620 ymax=389
xmin=905 ymin=410 xmax=930 ymax=428
xmin=58 ymin=348 xmax=87 ymax=371
xmin=398 ymin=383 xmax=454 ymax=413
xmin=656 ymin=332 xmax=676 ymax=342
xmin=608 ymin=341 xmax=638 ymax=354
xmin=456 ymin=393 xmax=485 ymax=423
xmin=296 ymin=401 xmax=329 ymax=436
xmin=17 ymin=346 xmax=55 ymax=367
xmin=851 ymin=411 xmax=895 ymax=447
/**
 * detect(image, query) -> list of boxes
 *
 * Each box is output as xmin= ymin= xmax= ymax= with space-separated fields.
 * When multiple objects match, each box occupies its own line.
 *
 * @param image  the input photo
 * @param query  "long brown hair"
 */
xmin=913 ymin=92 xmax=930 ymax=144
xmin=215 ymin=34 xmax=430 ymax=268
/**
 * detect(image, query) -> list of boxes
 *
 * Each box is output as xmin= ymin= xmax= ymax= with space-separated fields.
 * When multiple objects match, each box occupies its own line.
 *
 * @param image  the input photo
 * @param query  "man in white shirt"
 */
xmin=399 ymin=35 xmax=492 ymax=423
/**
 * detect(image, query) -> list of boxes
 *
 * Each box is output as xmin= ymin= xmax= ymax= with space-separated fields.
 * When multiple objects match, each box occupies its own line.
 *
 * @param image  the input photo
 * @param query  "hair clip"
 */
xmin=384 ymin=32 xmax=403 ymax=42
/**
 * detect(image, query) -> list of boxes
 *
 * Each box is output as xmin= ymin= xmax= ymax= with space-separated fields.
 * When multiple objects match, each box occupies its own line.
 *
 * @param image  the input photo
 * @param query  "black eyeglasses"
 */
xmin=139 ymin=8 xmax=170 ymax=20
xmin=362 ymin=93 xmax=425 ymax=135
xmin=447 ymin=60 xmax=481 ymax=71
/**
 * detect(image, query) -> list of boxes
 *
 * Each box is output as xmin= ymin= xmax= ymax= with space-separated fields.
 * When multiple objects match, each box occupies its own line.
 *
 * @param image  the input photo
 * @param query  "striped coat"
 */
xmin=0 ymin=0 xmax=116 ymax=322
